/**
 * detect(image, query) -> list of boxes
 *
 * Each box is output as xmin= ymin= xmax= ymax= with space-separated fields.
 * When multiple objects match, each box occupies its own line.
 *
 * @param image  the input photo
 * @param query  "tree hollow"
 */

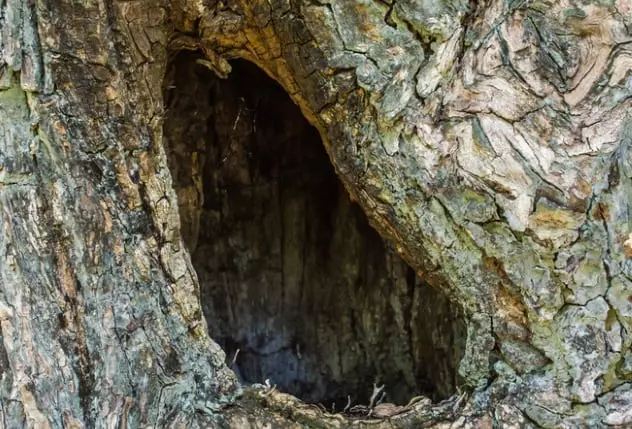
xmin=163 ymin=52 xmax=466 ymax=408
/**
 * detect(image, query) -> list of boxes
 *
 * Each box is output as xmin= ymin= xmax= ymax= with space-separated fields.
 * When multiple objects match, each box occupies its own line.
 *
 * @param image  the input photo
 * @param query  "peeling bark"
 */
xmin=1 ymin=0 xmax=632 ymax=427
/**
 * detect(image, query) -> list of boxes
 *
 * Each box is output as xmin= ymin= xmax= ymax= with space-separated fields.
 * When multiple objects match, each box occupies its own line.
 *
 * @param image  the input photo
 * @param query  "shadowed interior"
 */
xmin=162 ymin=52 xmax=466 ymax=408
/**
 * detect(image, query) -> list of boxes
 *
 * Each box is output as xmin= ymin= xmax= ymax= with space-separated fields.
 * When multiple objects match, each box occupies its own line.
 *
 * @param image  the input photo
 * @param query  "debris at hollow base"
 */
xmin=222 ymin=386 xmax=473 ymax=428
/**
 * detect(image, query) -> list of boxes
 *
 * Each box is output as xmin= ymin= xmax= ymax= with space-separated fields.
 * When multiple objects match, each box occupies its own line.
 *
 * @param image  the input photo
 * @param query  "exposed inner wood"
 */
xmin=162 ymin=52 xmax=466 ymax=407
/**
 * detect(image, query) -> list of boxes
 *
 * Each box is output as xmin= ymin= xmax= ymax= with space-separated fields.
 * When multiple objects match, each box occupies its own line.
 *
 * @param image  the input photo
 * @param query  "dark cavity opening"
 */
xmin=163 ymin=52 xmax=466 ymax=408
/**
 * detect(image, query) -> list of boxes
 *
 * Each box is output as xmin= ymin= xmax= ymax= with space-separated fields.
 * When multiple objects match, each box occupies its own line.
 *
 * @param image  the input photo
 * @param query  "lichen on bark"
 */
xmin=1 ymin=0 xmax=632 ymax=426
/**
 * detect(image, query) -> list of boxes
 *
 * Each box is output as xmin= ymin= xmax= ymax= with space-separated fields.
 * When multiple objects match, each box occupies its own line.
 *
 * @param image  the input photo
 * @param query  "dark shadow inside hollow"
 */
xmin=162 ymin=51 xmax=466 ymax=408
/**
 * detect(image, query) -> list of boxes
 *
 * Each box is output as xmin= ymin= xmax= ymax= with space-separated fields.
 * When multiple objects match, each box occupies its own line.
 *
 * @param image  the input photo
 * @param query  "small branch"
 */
xmin=232 ymin=98 xmax=245 ymax=130
xmin=261 ymin=378 xmax=277 ymax=396
xmin=343 ymin=395 xmax=352 ymax=413
xmin=368 ymin=383 xmax=385 ymax=416
xmin=231 ymin=348 xmax=240 ymax=366
xmin=453 ymin=391 xmax=467 ymax=412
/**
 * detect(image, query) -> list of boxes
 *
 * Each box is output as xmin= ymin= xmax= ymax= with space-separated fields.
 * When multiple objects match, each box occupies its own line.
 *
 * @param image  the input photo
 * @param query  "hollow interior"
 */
xmin=162 ymin=52 xmax=466 ymax=408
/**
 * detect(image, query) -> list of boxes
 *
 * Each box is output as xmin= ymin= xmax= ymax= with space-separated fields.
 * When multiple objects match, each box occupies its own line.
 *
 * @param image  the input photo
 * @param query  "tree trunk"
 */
xmin=1 ymin=0 xmax=632 ymax=427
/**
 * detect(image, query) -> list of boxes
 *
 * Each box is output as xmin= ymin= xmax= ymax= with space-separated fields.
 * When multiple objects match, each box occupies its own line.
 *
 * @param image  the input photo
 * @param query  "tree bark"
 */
xmin=1 ymin=0 xmax=632 ymax=427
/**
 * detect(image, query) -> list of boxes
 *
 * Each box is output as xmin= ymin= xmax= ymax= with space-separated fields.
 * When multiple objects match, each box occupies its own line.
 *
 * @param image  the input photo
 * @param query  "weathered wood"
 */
xmin=0 ymin=0 xmax=631 ymax=427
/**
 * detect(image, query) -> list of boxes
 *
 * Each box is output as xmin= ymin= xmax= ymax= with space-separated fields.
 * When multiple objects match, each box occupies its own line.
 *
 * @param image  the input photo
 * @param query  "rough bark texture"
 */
xmin=1 ymin=0 xmax=632 ymax=427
